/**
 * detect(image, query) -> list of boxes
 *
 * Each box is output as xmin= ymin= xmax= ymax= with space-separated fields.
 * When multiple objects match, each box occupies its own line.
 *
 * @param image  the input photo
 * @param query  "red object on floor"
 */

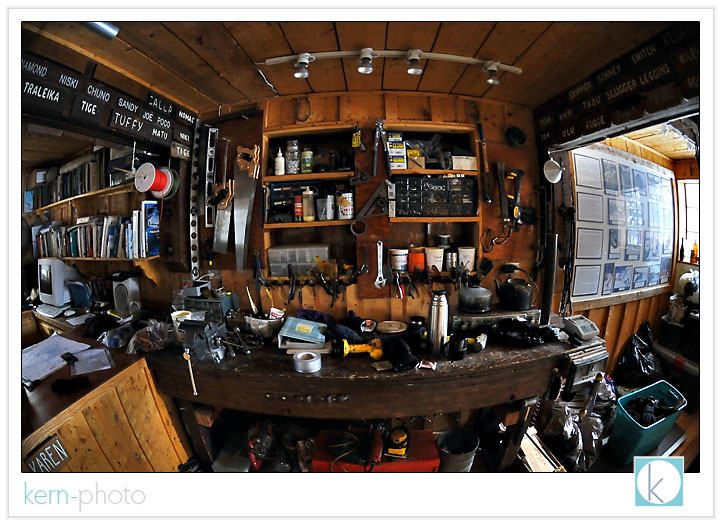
xmin=312 ymin=430 xmax=440 ymax=472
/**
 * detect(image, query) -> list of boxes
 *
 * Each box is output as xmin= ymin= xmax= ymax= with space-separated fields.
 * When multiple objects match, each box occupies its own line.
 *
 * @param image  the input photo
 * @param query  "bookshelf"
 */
xmin=28 ymin=183 xmax=135 ymax=213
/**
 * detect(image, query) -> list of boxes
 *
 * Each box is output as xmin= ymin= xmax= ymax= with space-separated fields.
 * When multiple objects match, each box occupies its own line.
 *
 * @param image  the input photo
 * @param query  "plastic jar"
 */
xmin=285 ymin=140 xmax=299 ymax=174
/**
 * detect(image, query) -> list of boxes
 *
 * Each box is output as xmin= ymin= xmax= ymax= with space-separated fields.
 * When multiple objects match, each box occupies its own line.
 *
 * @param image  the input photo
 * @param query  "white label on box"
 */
xmin=388 ymin=200 xmax=396 ymax=218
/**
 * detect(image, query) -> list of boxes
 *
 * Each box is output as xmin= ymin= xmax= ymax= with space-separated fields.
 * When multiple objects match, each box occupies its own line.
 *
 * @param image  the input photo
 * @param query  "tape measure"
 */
xmin=384 ymin=426 xmax=409 ymax=459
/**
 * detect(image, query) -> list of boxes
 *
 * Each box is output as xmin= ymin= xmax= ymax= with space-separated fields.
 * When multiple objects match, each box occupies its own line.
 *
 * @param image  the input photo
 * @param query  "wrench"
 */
xmin=374 ymin=241 xmax=387 ymax=288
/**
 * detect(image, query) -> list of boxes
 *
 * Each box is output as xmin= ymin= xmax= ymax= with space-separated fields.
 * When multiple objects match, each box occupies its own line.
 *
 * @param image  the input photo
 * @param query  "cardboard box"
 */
xmin=387 ymin=132 xmax=407 ymax=170
xmin=407 ymin=150 xmax=426 ymax=170
xmin=452 ymin=156 xmax=478 ymax=171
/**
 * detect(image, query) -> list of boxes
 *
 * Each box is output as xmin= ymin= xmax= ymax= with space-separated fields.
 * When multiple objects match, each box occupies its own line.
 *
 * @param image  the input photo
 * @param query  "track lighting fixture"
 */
xmin=357 ymin=48 xmax=374 ymax=75
xmin=293 ymin=52 xmax=313 ymax=79
xmin=406 ymin=49 xmax=423 ymax=75
xmin=485 ymin=63 xmax=500 ymax=85
xmin=260 ymin=49 xmax=522 ymax=83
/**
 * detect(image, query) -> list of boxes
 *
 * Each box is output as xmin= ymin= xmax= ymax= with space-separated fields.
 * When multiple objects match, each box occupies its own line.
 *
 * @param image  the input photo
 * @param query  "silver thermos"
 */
xmin=429 ymin=290 xmax=449 ymax=355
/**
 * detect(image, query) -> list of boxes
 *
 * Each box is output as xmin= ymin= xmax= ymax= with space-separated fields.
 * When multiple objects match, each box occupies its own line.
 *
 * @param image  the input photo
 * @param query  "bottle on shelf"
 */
xmin=691 ymin=239 xmax=699 ymax=264
xmin=679 ymin=238 xmax=685 ymax=261
xmin=301 ymin=148 xmax=313 ymax=174
xmin=294 ymin=193 xmax=303 ymax=222
xmin=302 ymin=187 xmax=316 ymax=222
xmin=274 ymin=147 xmax=285 ymax=176
xmin=285 ymin=140 xmax=300 ymax=175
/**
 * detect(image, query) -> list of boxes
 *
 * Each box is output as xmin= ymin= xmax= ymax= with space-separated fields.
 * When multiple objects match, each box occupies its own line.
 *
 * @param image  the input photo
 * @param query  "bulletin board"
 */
xmin=570 ymin=144 xmax=675 ymax=302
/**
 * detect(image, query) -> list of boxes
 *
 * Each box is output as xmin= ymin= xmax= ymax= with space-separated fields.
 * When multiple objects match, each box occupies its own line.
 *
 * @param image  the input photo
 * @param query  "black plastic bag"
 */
xmin=614 ymin=321 xmax=661 ymax=387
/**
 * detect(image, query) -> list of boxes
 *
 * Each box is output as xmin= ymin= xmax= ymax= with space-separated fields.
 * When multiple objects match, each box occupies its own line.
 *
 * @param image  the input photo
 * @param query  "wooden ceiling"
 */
xmin=22 ymin=21 xmax=672 ymax=116
xmin=624 ymin=121 xmax=697 ymax=160
xmin=21 ymin=126 xmax=96 ymax=173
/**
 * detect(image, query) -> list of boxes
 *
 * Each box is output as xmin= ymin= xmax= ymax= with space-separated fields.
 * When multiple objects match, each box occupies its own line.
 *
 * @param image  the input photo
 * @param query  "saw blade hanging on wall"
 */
xmin=233 ymin=145 xmax=260 ymax=270
xmin=213 ymin=138 xmax=232 ymax=253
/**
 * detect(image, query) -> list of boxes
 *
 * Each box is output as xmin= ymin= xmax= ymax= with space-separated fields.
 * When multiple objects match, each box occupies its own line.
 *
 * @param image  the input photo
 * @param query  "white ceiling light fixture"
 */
xmin=406 ymin=49 xmax=424 ymax=75
xmin=485 ymin=63 xmax=500 ymax=85
xmin=358 ymin=48 xmax=374 ymax=75
xmin=259 ymin=49 xmax=522 ymax=83
xmin=293 ymin=52 xmax=314 ymax=79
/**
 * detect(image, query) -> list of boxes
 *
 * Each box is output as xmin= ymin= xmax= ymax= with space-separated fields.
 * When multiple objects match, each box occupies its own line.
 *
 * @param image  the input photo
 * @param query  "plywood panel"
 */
xmin=336 ymin=22 xmax=387 ymax=92
xmin=56 ymin=415 xmax=114 ymax=472
xmin=452 ymin=21 xmax=552 ymax=98
xmin=162 ymin=22 xmax=276 ymax=105
xmin=225 ymin=21 xmax=312 ymax=96
xmin=116 ymin=366 xmax=181 ymax=472
xmin=82 ymin=390 xmax=153 ymax=472
xmin=382 ymin=22 xmax=440 ymax=91
xmin=143 ymin=367 xmax=193 ymax=463
xmin=416 ymin=22 xmax=494 ymax=94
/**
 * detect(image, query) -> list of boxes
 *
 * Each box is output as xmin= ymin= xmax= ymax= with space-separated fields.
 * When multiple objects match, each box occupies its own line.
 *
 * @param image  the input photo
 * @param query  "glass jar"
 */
xmin=285 ymin=140 xmax=299 ymax=175
xmin=301 ymin=148 xmax=313 ymax=174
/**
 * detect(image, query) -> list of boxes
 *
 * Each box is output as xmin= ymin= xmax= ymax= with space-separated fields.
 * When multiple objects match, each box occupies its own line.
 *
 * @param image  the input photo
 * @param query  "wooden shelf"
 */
xmin=264 ymin=123 xmax=353 ymax=137
xmin=264 ymin=220 xmax=353 ymax=230
xmin=261 ymin=171 xmax=353 ymax=183
xmin=390 ymin=216 xmax=479 ymax=223
xmin=390 ymin=169 xmax=479 ymax=176
xmin=59 ymin=256 xmax=161 ymax=262
xmin=29 ymin=183 xmax=136 ymax=213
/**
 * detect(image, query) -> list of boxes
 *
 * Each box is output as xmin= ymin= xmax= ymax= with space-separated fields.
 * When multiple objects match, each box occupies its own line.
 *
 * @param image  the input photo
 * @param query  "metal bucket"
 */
xmin=436 ymin=429 xmax=480 ymax=472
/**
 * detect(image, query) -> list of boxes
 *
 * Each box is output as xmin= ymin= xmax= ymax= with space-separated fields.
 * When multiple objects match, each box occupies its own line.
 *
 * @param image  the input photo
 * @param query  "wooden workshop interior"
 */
xmin=19 ymin=20 xmax=700 ymax=474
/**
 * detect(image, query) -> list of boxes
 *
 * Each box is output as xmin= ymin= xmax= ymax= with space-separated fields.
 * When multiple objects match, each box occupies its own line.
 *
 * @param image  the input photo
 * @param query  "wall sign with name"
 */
xmin=22 ymin=51 xmax=199 ymax=159
xmin=533 ymin=22 xmax=699 ymax=149
xmin=170 ymin=140 xmax=191 ymax=160
xmin=24 ymin=434 xmax=71 ymax=473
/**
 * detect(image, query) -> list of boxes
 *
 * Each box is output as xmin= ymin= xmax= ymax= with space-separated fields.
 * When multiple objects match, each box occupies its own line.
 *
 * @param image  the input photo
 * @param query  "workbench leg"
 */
xmin=178 ymin=400 xmax=216 ymax=468
xmin=497 ymin=397 xmax=538 ymax=471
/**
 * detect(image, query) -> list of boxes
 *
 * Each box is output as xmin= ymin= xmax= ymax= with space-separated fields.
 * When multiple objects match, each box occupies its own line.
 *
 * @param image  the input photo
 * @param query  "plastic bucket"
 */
xmin=608 ymin=379 xmax=687 ymax=465
xmin=436 ymin=429 xmax=479 ymax=472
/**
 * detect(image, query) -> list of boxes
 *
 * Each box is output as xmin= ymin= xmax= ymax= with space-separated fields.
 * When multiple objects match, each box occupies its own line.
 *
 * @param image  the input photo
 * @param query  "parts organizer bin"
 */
xmin=608 ymin=380 xmax=687 ymax=464
xmin=267 ymin=244 xmax=330 ymax=277
xmin=394 ymin=176 xmax=477 ymax=217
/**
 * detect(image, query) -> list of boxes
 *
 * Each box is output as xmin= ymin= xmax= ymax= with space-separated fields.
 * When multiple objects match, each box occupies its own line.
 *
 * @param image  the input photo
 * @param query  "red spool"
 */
xmin=135 ymin=162 xmax=168 ymax=193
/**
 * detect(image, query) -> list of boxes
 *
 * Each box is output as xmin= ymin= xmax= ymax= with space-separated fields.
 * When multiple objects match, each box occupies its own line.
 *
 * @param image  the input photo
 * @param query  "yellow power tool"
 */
xmin=333 ymin=338 xmax=384 ymax=360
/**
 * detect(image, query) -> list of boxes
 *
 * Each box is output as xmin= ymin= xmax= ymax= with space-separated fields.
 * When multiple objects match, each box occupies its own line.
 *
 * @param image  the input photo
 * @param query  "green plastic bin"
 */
xmin=609 ymin=380 xmax=687 ymax=464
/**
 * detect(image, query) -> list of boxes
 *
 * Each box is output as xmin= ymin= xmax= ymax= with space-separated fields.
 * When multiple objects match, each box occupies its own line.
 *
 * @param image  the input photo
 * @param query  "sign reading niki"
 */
xmin=147 ymin=92 xmax=174 ymax=115
xmin=24 ymin=434 xmax=71 ymax=473
xmin=173 ymin=127 xmax=192 ymax=145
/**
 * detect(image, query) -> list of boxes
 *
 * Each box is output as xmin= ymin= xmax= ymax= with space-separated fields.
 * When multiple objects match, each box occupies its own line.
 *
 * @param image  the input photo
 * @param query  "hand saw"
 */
xmin=213 ymin=138 xmax=232 ymax=253
xmin=233 ymin=144 xmax=260 ymax=270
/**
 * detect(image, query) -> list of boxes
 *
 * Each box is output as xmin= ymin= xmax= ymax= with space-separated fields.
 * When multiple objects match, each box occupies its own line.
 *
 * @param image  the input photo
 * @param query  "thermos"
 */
xmin=428 ymin=290 xmax=449 ymax=355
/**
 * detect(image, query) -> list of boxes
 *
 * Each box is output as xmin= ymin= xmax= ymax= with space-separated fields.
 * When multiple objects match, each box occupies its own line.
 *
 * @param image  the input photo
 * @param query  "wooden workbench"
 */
xmin=146 ymin=337 xmax=600 ymax=420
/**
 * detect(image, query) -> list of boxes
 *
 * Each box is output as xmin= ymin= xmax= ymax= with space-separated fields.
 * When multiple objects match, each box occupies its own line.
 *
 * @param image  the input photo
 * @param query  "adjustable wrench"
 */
xmin=374 ymin=241 xmax=387 ymax=288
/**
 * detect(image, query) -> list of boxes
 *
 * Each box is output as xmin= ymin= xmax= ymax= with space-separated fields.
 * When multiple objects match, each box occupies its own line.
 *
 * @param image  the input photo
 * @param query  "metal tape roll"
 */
xmin=293 ymin=351 xmax=322 ymax=373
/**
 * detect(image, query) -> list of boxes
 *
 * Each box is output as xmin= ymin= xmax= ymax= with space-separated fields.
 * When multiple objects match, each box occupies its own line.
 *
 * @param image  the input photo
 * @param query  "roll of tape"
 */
xmin=293 ymin=351 xmax=322 ymax=373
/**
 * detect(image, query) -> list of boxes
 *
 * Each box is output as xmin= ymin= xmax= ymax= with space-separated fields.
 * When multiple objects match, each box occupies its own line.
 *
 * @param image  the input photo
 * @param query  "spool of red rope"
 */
xmin=135 ymin=162 xmax=168 ymax=192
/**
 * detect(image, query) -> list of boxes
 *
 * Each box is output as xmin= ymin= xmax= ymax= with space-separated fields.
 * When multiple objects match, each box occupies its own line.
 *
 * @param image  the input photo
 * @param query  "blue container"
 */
xmin=609 ymin=380 xmax=687 ymax=464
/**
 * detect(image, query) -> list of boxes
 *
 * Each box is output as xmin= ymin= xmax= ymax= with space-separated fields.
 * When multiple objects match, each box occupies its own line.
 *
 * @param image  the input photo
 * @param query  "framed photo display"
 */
xmin=571 ymin=145 xmax=675 ymax=302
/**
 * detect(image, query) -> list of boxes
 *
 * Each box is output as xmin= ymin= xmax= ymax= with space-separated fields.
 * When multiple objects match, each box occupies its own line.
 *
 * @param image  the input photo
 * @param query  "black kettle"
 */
xmin=495 ymin=277 xmax=534 ymax=311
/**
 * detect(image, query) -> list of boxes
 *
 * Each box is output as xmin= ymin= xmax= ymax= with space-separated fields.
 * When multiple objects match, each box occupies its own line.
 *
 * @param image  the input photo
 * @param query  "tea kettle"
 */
xmin=495 ymin=277 xmax=534 ymax=311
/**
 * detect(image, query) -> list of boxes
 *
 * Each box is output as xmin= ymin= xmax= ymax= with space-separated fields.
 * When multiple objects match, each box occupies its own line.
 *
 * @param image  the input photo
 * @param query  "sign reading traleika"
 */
xmin=22 ymin=51 xmax=199 ymax=157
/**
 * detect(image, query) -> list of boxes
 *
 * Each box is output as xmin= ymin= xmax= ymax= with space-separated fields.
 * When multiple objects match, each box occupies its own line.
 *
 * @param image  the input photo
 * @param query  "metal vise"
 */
xmin=179 ymin=318 xmax=227 ymax=363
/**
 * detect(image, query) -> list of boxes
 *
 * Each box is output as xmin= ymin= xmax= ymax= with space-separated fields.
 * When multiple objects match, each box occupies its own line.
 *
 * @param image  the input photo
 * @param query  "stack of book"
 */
xmin=34 ymin=201 xmax=161 ymax=260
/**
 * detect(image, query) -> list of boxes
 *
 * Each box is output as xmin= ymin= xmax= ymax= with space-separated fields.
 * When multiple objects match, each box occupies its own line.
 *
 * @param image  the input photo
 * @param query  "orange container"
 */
xmin=408 ymin=248 xmax=425 ymax=272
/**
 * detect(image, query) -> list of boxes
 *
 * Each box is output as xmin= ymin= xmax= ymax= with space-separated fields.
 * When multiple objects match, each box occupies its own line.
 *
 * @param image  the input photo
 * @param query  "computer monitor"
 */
xmin=37 ymin=258 xmax=80 ymax=306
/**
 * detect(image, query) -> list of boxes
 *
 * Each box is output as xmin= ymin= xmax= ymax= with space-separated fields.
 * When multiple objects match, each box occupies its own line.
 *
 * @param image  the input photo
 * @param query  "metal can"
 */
xmin=445 ymin=250 xmax=458 ymax=271
xmin=337 ymin=192 xmax=354 ymax=219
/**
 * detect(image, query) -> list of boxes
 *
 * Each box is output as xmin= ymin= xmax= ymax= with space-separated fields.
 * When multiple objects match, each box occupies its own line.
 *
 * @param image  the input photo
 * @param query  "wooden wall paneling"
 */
xmin=224 ymin=22 xmax=312 ymax=97
xmin=382 ymin=22 xmax=440 ymax=92
xmin=452 ymin=22 xmax=552 ymax=98
xmin=55 ymin=413 xmax=114 ymax=472
xmin=648 ymin=293 xmax=663 ymax=333
xmin=417 ymin=22 xmax=495 ymax=94
xmin=81 ymin=390 xmax=154 ymax=472
xmin=674 ymin=159 xmax=699 ymax=179
xmin=115 ymin=366 xmax=182 ymax=472
xmin=608 ymin=300 xmax=639 ymax=374
xmin=395 ymin=95 xmax=432 ymax=121
xmin=161 ymin=22 xmax=276 ymax=107
xmin=601 ymin=304 xmax=624 ymax=360
xmin=22 ymin=21 xmax=213 ymax=113
xmin=586 ymin=306 xmax=609 ymax=336
xmin=115 ymin=22 xmax=246 ymax=105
